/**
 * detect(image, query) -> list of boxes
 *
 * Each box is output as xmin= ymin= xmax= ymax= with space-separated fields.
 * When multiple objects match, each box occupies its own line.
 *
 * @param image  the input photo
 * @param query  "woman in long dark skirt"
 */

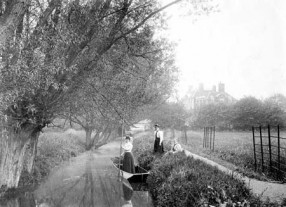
xmin=121 ymin=136 xmax=135 ymax=173
xmin=153 ymin=124 xmax=164 ymax=153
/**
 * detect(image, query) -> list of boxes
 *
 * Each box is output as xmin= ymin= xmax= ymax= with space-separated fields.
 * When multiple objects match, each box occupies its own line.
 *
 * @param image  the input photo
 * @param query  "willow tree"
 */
xmin=64 ymin=35 xmax=177 ymax=150
xmin=0 ymin=0 xmax=185 ymax=189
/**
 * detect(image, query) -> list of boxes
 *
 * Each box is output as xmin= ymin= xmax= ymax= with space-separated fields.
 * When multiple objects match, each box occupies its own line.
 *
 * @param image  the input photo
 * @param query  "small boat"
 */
xmin=111 ymin=157 xmax=149 ymax=183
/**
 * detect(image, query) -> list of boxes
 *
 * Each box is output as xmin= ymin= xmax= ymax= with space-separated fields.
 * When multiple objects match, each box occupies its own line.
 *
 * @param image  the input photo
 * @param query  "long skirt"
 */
xmin=122 ymin=152 xmax=135 ymax=173
xmin=154 ymin=138 xmax=164 ymax=153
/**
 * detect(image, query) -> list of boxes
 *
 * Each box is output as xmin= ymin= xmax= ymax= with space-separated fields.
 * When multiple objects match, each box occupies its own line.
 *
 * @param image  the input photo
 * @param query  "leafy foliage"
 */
xmin=0 ymin=0 xmax=179 ymax=134
xmin=19 ymin=130 xmax=85 ymax=187
xmin=193 ymin=102 xmax=232 ymax=130
xmin=146 ymin=152 xmax=260 ymax=207
xmin=190 ymin=95 xmax=286 ymax=130
xmin=133 ymin=131 xmax=285 ymax=206
xmin=146 ymin=102 xmax=189 ymax=130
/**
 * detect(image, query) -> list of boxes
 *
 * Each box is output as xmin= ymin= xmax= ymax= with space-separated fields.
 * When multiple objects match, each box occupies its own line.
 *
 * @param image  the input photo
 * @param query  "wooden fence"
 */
xmin=252 ymin=125 xmax=286 ymax=180
xmin=203 ymin=126 xmax=215 ymax=151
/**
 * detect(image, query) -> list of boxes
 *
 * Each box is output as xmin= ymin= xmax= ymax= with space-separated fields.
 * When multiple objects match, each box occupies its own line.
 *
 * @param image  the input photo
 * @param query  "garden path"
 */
xmin=184 ymin=150 xmax=286 ymax=203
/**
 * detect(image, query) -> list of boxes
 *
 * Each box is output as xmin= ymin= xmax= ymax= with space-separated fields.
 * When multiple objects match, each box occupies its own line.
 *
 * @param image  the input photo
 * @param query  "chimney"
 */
xmin=218 ymin=83 xmax=225 ymax=93
xmin=212 ymin=85 xmax=216 ymax=92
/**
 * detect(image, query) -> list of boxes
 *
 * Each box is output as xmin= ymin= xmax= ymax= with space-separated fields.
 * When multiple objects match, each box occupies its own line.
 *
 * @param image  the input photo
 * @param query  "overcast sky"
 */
xmin=163 ymin=0 xmax=286 ymax=100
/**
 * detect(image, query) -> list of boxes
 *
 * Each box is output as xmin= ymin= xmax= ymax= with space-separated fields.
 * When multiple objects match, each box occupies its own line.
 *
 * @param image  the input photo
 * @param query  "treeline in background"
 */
xmin=150 ymin=94 xmax=286 ymax=131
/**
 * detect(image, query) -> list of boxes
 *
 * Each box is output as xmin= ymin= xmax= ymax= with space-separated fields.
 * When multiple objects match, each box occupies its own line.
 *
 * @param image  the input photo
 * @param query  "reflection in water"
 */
xmin=0 ymin=145 xmax=152 ymax=207
xmin=122 ymin=181 xmax=133 ymax=207
xmin=34 ymin=153 xmax=125 ymax=207
xmin=0 ymin=180 xmax=137 ymax=207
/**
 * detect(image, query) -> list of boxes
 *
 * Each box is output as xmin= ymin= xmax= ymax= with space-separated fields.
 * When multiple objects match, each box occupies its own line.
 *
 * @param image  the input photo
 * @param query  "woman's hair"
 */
xmin=125 ymin=136 xmax=131 ymax=141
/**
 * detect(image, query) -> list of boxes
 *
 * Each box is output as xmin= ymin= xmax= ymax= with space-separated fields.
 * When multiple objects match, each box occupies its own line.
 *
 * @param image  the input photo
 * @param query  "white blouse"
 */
xmin=122 ymin=142 xmax=133 ymax=152
xmin=154 ymin=130 xmax=163 ymax=140
xmin=173 ymin=143 xmax=183 ymax=152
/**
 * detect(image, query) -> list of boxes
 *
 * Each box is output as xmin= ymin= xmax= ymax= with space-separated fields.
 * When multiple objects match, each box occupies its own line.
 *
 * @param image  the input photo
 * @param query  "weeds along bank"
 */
xmin=18 ymin=129 xmax=86 ymax=189
xmin=133 ymin=132 xmax=284 ymax=207
xmin=181 ymin=131 xmax=259 ymax=179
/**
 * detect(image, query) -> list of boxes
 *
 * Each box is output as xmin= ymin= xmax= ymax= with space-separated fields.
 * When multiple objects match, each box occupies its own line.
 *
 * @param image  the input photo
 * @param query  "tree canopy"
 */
xmin=0 ymin=0 xmax=180 ymax=133
xmin=0 ymin=0 xmax=186 ymax=189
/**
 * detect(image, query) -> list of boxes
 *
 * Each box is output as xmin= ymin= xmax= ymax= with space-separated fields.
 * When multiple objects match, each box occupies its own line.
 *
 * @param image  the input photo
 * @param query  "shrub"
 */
xmin=147 ymin=152 xmax=256 ymax=207
xmin=147 ymin=152 xmax=187 ymax=201
xmin=19 ymin=130 xmax=85 ymax=187
xmin=137 ymin=150 xmax=157 ymax=171
xmin=134 ymin=131 xmax=282 ymax=207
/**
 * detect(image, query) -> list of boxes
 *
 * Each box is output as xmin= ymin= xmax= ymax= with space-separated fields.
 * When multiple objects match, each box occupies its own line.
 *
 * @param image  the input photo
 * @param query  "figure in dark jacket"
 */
xmin=153 ymin=124 xmax=164 ymax=153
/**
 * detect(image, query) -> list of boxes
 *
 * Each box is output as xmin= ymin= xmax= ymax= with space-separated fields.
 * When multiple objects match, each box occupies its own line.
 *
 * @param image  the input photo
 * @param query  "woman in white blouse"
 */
xmin=153 ymin=124 xmax=164 ymax=153
xmin=121 ymin=136 xmax=135 ymax=173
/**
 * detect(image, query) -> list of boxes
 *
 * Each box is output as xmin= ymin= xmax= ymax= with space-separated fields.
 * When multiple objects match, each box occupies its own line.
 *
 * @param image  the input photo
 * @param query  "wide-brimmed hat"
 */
xmin=154 ymin=124 xmax=160 ymax=127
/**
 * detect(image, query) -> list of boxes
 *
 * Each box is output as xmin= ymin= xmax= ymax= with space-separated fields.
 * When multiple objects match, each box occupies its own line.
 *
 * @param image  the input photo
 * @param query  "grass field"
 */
xmin=177 ymin=130 xmax=286 ymax=181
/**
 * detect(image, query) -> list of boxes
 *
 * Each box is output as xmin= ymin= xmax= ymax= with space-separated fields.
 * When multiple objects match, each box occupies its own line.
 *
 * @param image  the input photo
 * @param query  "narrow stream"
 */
xmin=0 ymin=140 xmax=152 ymax=207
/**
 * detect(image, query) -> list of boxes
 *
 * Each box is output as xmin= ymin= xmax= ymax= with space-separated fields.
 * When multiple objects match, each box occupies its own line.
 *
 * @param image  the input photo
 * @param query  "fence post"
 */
xmin=259 ymin=126 xmax=264 ymax=172
xmin=277 ymin=125 xmax=281 ymax=176
xmin=212 ymin=126 xmax=215 ymax=151
xmin=184 ymin=127 xmax=187 ymax=144
xmin=204 ymin=127 xmax=206 ymax=148
xmin=268 ymin=125 xmax=272 ymax=172
xmin=208 ymin=127 xmax=210 ymax=148
xmin=252 ymin=126 xmax=257 ymax=171
xmin=204 ymin=127 xmax=206 ymax=147
xmin=206 ymin=127 xmax=208 ymax=148
xmin=203 ymin=127 xmax=205 ymax=148
xmin=210 ymin=126 xmax=212 ymax=150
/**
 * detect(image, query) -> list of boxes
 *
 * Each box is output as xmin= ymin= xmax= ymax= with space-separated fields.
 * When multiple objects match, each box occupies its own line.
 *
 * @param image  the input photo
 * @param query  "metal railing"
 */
xmin=252 ymin=125 xmax=286 ymax=180
xmin=203 ymin=126 xmax=215 ymax=151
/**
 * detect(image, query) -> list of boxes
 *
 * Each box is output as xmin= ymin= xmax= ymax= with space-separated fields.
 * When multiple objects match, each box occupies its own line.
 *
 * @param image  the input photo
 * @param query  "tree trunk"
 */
xmin=85 ymin=128 xmax=92 ymax=150
xmin=91 ymin=130 xmax=100 ymax=147
xmin=184 ymin=127 xmax=187 ymax=144
xmin=0 ymin=128 xmax=35 ymax=189
xmin=102 ymin=128 xmax=114 ymax=143
xmin=0 ymin=0 xmax=29 ymax=47
xmin=24 ymin=132 xmax=39 ymax=173
xmin=98 ymin=126 xmax=114 ymax=144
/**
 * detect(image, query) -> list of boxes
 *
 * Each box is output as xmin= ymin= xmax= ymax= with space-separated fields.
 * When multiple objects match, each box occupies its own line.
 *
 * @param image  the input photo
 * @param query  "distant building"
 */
xmin=183 ymin=83 xmax=236 ymax=111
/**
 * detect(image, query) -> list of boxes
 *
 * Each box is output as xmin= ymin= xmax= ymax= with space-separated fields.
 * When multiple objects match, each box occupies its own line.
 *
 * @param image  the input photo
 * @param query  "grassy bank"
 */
xmin=133 ymin=130 xmax=286 ymax=181
xmin=17 ymin=129 xmax=86 ymax=193
xmin=133 ymin=131 xmax=284 ymax=206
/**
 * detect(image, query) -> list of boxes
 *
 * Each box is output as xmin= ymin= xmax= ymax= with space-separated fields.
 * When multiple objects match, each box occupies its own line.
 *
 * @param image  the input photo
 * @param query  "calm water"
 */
xmin=0 ymin=141 xmax=152 ymax=207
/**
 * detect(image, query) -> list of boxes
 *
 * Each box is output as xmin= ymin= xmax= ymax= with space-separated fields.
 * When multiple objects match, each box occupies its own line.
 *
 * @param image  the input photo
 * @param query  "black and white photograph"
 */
xmin=0 ymin=0 xmax=285 ymax=206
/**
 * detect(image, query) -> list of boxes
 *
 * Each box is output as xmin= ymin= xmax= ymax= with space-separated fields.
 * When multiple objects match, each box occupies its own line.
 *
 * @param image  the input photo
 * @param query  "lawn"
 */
xmin=178 ymin=129 xmax=286 ymax=182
